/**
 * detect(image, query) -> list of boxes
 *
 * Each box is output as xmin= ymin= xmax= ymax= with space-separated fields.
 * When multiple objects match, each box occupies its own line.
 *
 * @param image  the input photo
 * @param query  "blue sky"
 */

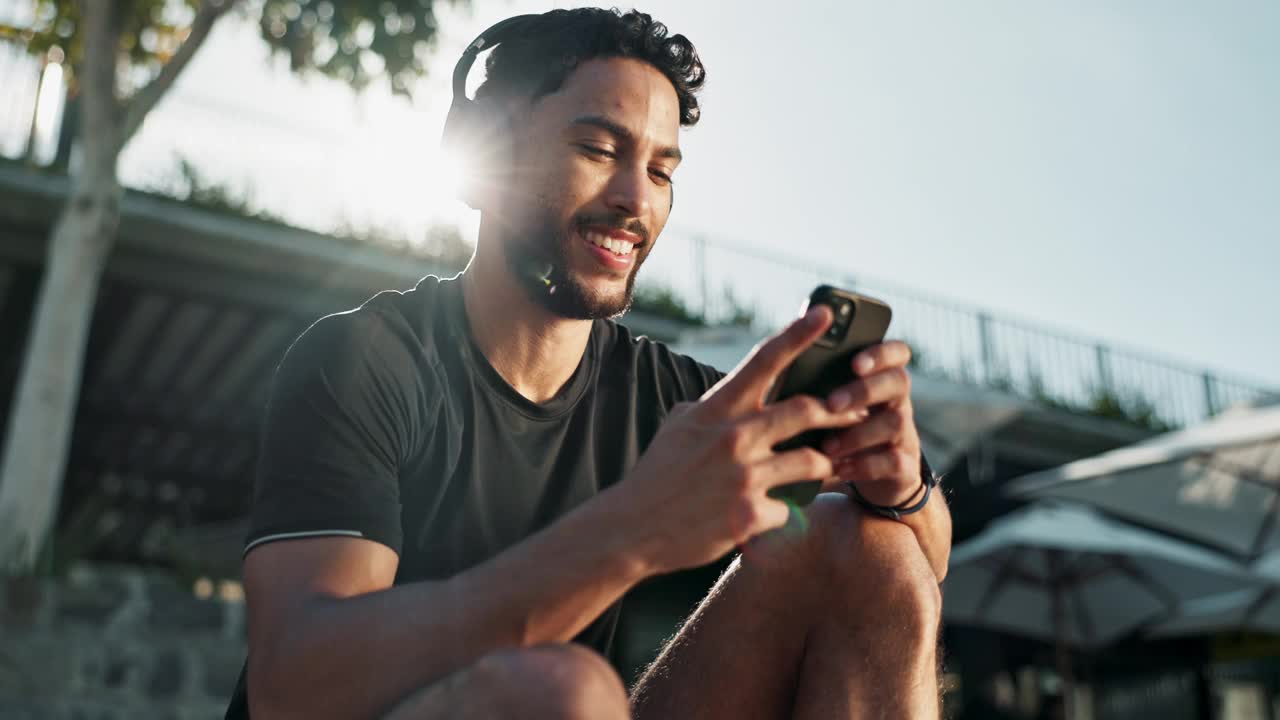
xmin=108 ymin=0 xmax=1278 ymax=388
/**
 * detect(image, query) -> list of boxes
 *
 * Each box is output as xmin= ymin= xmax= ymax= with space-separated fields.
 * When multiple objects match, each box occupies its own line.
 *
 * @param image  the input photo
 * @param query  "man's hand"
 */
xmin=612 ymin=305 xmax=869 ymax=576
xmin=815 ymin=340 xmax=952 ymax=583
xmin=817 ymin=340 xmax=924 ymax=507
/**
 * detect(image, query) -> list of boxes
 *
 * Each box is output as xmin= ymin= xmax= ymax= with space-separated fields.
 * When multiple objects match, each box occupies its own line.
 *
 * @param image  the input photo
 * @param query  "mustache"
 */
xmin=574 ymin=213 xmax=650 ymax=245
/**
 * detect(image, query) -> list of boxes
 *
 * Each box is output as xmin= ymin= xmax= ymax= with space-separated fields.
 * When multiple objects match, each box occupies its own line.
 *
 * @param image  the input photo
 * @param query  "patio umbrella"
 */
xmin=1149 ymin=587 xmax=1280 ymax=638
xmin=944 ymin=502 xmax=1257 ymax=717
xmin=909 ymin=374 xmax=1028 ymax=472
xmin=1151 ymin=552 xmax=1280 ymax=638
xmin=1006 ymin=403 xmax=1280 ymax=561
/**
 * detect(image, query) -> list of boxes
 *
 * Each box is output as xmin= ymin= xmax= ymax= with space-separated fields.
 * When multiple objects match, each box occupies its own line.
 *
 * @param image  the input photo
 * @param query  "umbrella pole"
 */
xmin=1049 ymin=550 xmax=1076 ymax=719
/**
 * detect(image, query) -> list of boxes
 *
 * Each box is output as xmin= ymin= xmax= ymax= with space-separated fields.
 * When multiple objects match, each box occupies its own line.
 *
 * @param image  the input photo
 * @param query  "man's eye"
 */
xmin=649 ymin=168 xmax=673 ymax=186
xmin=578 ymin=144 xmax=616 ymax=159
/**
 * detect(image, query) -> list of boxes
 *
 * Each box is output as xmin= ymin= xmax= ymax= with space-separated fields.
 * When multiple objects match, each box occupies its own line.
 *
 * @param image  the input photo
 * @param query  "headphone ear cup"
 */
xmin=441 ymin=97 xmax=513 ymax=211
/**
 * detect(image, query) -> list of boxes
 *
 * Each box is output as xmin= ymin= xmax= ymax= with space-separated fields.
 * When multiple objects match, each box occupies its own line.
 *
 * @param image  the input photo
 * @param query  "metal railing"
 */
xmin=640 ymin=234 xmax=1276 ymax=429
xmin=2 ymin=32 xmax=1272 ymax=429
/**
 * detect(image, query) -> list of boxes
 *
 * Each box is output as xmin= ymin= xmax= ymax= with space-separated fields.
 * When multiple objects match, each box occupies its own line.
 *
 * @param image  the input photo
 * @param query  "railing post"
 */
xmin=22 ymin=55 xmax=48 ymax=163
xmin=1095 ymin=345 xmax=1112 ymax=394
xmin=978 ymin=312 xmax=994 ymax=385
xmin=1203 ymin=372 xmax=1218 ymax=417
xmin=694 ymin=235 xmax=707 ymax=321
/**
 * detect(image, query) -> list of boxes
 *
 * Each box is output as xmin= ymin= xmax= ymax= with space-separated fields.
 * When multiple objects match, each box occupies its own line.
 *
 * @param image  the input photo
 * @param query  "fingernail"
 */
xmin=829 ymin=389 xmax=852 ymax=412
xmin=804 ymin=306 xmax=824 ymax=325
xmin=854 ymin=354 xmax=874 ymax=374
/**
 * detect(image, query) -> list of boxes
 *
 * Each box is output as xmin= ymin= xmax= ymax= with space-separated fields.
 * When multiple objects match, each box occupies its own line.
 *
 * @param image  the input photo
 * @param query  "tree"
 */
xmin=0 ymin=0 xmax=463 ymax=573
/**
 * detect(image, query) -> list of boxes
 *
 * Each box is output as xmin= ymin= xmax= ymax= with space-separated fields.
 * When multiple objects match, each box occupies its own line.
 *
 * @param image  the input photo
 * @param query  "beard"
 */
xmin=504 ymin=205 xmax=649 ymax=320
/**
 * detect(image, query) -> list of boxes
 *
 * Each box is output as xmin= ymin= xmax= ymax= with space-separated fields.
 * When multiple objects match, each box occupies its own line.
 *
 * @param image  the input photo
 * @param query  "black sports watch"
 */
xmin=846 ymin=455 xmax=940 ymax=521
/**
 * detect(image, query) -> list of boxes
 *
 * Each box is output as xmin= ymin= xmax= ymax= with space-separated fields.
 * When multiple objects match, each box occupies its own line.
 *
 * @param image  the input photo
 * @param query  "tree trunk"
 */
xmin=0 ymin=0 xmax=229 ymax=574
xmin=0 ymin=0 xmax=122 ymax=574
xmin=0 ymin=177 xmax=119 ymax=572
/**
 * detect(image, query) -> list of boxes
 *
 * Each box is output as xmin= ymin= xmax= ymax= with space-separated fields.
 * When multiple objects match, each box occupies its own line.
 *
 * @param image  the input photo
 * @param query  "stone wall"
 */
xmin=0 ymin=565 xmax=246 ymax=720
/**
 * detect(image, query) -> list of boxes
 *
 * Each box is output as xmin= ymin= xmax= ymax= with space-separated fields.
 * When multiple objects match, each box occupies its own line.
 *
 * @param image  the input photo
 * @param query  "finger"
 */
xmin=851 ymin=340 xmax=912 ymax=376
xmin=821 ymin=405 xmax=911 ymax=458
xmin=740 ymin=501 xmax=809 ymax=563
xmin=743 ymin=496 xmax=792 ymax=542
xmin=827 ymin=366 xmax=912 ymax=413
xmin=750 ymin=446 xmax=834 ymax=491
xmin=818 ymin=475 xmax=852 ymax=495
xmin=705 ymin=305 xmax=832 ymax=416
xmin=836 ymin=445 xmax=917 ymax=485
xmin=840 ymin=447 xmax=925 ymax=508
xmin=738 ymin=394 xmax=869 ymax=453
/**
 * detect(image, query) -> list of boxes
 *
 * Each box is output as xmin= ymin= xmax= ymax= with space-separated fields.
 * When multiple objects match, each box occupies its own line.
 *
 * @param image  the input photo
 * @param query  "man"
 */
xmin=226 ymin=8 xmax=950 ymax=719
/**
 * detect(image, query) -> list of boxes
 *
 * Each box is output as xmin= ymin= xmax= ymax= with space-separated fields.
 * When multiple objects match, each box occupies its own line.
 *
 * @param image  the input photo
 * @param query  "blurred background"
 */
xmin=1 ymin=0 xmax=1277 ymax=718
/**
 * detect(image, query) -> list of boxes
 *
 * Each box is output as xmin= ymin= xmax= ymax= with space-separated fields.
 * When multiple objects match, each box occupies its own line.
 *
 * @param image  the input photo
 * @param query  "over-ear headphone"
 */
xmin=440 ymin=14 xmax=543 ymax=209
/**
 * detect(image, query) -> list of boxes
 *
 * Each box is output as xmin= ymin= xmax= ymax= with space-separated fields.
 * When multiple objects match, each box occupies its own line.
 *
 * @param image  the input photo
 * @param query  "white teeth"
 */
xmin=584 ymin=231 xmax=634 ymax=256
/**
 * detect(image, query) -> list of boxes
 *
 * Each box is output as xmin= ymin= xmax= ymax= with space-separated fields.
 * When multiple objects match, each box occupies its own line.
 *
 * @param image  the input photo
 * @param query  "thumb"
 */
xmin=704 ymin=305 xmax=831 ymax=417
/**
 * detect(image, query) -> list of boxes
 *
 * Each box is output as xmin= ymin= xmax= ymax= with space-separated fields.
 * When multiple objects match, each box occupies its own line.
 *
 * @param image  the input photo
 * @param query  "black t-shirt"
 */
xmin=225 ymin=275 xmax=724 ymax=718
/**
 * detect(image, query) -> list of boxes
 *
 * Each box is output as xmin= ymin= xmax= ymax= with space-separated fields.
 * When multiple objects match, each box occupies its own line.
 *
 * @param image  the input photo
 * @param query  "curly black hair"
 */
xmin=474 ymin=8 xmax=705 ymax=126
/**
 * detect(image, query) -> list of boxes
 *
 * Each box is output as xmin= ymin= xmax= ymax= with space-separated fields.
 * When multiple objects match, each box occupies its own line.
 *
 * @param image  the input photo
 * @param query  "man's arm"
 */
xmin=890 ymin=480 xmax=951 ymax=582
xmin=246 ymin=483 xmax=648 ymax=720
xmin=821 ymin=470 xmax=951 ymax=582
xmin=817 ymin=341 xmax=953 ymax=582
xmin=248 ymin=305 xmax=886 ymax=718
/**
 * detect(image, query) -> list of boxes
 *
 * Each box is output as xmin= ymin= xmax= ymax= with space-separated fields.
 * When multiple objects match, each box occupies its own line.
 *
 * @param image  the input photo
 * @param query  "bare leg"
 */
xmin=384 ymin=643 xmax=631 ymax=720
xmin=789 ymin=502 xmax=942 ymax=718
xmin=630 ymin=493 xmax=942 ymax=720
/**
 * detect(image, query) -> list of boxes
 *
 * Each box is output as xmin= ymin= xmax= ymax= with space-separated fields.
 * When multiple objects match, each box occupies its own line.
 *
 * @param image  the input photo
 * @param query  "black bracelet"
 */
xmin=847 ymin=456 xmax=940 ymax=521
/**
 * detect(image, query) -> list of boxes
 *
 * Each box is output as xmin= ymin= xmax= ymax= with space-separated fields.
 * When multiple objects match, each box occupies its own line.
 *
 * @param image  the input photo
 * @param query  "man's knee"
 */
xmin=475 ymin=643 xmax=630 ymax=719
xmin=384 ymin=643 xmax=629 ymax=720
xmin=806 ymin=493 xmax=942 ymax=626
xmin=740 ymin=493 xmax=941 ymax=636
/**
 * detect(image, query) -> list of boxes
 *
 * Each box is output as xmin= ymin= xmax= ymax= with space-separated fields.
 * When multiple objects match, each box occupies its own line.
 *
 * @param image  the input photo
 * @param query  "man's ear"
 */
xmin=456 ymin=96 xmax=524 ymax=212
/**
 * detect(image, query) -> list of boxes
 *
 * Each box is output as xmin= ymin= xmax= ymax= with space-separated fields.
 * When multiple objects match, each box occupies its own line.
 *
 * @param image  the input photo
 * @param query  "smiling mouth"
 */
xmin=581 ymin=228 xmax=638 ymax=257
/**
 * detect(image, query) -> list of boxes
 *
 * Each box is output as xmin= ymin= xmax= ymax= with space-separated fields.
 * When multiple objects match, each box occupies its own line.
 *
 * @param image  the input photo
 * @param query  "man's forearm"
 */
xmin=898 ymin=487 xmax=951 ymax=582
xmin=254 ymin=486 xmax=650 ymax=719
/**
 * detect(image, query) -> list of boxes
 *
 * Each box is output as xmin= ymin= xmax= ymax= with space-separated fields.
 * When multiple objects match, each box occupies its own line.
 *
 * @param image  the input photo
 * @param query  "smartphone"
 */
xmin=765 ymin=285 xmax=893 ymax=507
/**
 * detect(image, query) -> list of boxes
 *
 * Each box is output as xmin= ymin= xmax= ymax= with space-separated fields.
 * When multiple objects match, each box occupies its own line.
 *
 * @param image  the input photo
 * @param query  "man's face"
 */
xmin=497 ymin=57 xmax=682 ymax=319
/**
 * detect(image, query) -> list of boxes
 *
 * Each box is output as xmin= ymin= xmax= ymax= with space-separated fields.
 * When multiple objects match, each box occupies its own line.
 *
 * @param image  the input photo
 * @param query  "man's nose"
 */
xmin=604 ymin=162 xmax=653 ymax=220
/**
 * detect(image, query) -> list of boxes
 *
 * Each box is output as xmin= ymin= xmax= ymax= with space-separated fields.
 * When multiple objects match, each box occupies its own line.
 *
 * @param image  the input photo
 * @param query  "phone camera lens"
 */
xmin=820 ymin=299 xmax=855 ymax=342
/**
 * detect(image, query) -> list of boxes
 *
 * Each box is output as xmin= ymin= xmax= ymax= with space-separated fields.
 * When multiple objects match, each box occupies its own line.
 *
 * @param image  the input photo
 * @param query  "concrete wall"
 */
xmin=1 ymin=565 xmax=246 ymax=720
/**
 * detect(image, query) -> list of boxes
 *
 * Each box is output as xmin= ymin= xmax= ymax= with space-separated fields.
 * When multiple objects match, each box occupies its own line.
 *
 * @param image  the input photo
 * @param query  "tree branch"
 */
xmin=118 ymin=0 xmax=237 ymax=149
xmin=79 ymin=0 xmax=123 ymax=185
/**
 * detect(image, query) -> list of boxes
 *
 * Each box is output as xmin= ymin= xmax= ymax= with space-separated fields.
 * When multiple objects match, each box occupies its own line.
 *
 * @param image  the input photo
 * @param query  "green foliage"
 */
xmin=1087 ymin=386 xmax=1173 ymax=432
xmin=719 ymin=285 xmax=756 ymax=328
xmin=1024 ymin=363 xmax=1172 ymax=431
xmin=3 ymin=0 xmax=199 ymax=84
xmin=629 ymin=284 xmax=759 ymax=329
xmin=260 ymin=0 xmax=457 ymax=97
xmin=1025 ymin=365 xmax=1072 ymax=412
xmin=984 ymin=364 xmax=1017 ymax=394
xmin=167 ymin=154 xmax=473 ymax=267
xmin=333 ymin=217 xmax=473 ymax=269
xmin=631 ymin=285 xmax=705 ymax=326
xmin=173 ymin=155 xmax=284 ymax=222
xmin=3 ymin=0 xmax=462 ymax=97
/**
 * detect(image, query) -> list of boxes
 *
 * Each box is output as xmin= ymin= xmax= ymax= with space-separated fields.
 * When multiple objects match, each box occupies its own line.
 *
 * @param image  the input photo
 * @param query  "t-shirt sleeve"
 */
xmin=243 ymin=308 xmax=430 ymax=558
xmin=667 ymin=348 xmax=727 ymax=402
